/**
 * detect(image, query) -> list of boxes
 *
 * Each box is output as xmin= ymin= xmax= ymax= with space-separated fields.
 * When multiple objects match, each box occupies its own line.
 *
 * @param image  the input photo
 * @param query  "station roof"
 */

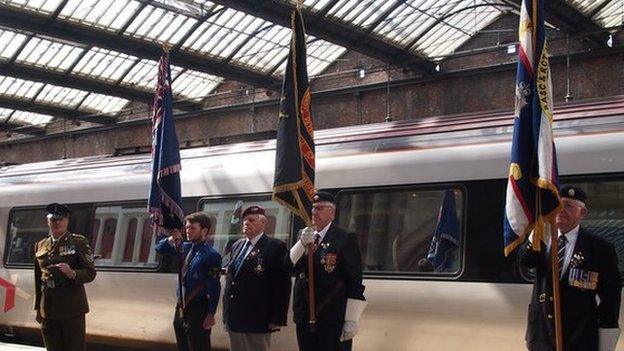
xmin=0 ymin=0 xmax=621 ymax=135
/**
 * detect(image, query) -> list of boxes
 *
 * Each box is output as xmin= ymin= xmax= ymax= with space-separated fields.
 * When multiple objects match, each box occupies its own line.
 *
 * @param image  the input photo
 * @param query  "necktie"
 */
xmin=314 ymin=233 xmax=321 ymax=250
xmin=557 ymin=235 xmax=567 ymax=276
xmin=232 ymin=240 xmax=251 ymax=276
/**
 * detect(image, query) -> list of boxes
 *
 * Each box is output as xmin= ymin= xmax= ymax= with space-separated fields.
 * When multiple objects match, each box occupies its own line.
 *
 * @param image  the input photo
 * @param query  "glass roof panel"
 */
xmin=121 ymin=59 xmax=184 ymax=91
xmin=124 ymin=4 xmax=198 ymax=45
xmin=72 ymin=47 xmax=139 ymax=82
xmin=0 ymin=107 xmax=14 ymax=121
xmin=59 ymin=0 xmax=142 ymax=31
xmin=35 ymin=85 xmax=88 ymax=108
xmin=306 ymin=39 xmax=347 ymax=76
xmin=0 ymin=76 xmax=44 ymax=99
xmin=593 ymin=1 xmax=624 ymax=28
xmin=415 ymin=2 xmax=503 ymax=58
xmin=0 ymin=28 xmax=28 ymax=61
xmin=327 ymin=0 xmax=401 ymax=28
xmin=15 ymin=36 xmax=85 ymax=71
xmin=10 ymin=110 xmax=54 ymax=125
xmin=171 ymin=69 xmax=223 ymax=100
xmin=180 ymin=8 xmax=267 ymax=59
xmin=80 ymin=93 xmax=129 ymax=114
xmin=300 ymin=0 xmax=334 ymax=12
xmin=2 ymin=0 xmax=64 ymax=14
xmin=232 ymin=25 xmax=291 ymax=71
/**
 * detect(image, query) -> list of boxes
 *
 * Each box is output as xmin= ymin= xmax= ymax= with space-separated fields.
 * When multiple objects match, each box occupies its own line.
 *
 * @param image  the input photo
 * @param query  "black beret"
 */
xmin=46 ymin=203 xmax=71 ymax=220
xmin=313 ymin=191 xmax=335 ymax=204
xmin=560 ymin=185 xmax=586 ymax=204
xmin=242 ymin=205 xmax=265 ymax=218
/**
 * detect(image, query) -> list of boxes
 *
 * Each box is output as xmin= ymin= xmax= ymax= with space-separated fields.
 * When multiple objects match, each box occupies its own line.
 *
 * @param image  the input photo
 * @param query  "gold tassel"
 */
xmin=532 ymin=216 xmax=544 ymax=251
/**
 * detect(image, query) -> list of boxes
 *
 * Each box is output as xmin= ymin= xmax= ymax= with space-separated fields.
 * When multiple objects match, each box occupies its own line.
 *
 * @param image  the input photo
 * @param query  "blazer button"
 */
xmin=547 ymin=314 xmax=553 ymax=319
xmin=231 ymin=282 xmax=235 ymax=286
xmin=230 ymin=294 xmax=234 ymax=299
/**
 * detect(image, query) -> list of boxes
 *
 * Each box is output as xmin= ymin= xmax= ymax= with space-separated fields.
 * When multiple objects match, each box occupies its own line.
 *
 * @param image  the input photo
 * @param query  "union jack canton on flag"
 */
xmin=503 ymin=0 xmax=562 ymax=256
xmin=148 ymin=50 xmax=184 ymax=232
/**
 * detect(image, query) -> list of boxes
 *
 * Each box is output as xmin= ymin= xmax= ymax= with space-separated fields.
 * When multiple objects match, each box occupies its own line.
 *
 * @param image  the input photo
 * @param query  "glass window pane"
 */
xmin=573 ymin=180 xmax=624 ymax=276
xmin=200 ymin=197 xmax=292 ymax=266
xmin=337 ymin=187 xmax=463 ymax=275
xmin=93 ymin=204 xmax=157 ymax=268
xmin=6 ymin=205 xmax=93 ymax=266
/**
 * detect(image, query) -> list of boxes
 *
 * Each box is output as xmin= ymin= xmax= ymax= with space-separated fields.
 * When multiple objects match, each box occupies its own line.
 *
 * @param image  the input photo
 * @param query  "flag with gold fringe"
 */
xmin=503 ymin=0 xmax=562 ymax=256
xmin=272 ymin=7 xmax=315 ymax=225
xmin=148 ymin=49 xmax=184 ymax=232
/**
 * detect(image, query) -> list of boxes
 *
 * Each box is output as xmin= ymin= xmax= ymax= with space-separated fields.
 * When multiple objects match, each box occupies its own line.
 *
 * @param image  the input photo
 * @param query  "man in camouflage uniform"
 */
xmin=34 ymin=203 xmax=97 ymax=351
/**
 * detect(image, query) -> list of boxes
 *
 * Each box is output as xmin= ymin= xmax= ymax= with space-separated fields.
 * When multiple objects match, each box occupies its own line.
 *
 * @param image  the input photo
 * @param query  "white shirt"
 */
xmin=239 ymin=232 xmax=264 ymax=261
xmin=315 ymin=222 xmax=332 ymax=243
xmin=532 ymin=225 xmax=580 ymax=278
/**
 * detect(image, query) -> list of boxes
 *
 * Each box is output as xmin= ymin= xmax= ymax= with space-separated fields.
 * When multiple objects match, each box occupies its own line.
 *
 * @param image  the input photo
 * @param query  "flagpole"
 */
xmin=548 ymin=215 xmax=563 ymax=351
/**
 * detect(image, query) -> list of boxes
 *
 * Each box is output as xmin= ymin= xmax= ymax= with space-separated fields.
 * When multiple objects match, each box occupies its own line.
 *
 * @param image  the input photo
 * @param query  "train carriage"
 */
xmin=1 ymin=96 xmax=624 ymax=350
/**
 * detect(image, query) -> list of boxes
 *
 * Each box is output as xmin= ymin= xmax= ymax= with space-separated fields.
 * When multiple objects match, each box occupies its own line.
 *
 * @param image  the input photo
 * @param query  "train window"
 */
xmin=572 ymin=180 xmax=624 ymax=277
xmin=199 ymin=197 xmax=292 ymax=267
xmin=337 ymin=187 xmax=464 ymax=275
xmin=92 ymin=203 xmax=158 ymax=268
xmin=5 ymin=205 xmax=93 ymax=266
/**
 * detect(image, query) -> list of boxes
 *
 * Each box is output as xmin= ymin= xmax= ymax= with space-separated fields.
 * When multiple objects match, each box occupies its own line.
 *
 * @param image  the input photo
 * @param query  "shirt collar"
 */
xmin=558 ymin=224 xmax=580 ymax=244
xmin=315 ymin=222 xmax=332 ymax=241
xmin=50 ymin=231 xmax=68 ymax=243
xmin=247 ymin=232 xmax=264 ymax=247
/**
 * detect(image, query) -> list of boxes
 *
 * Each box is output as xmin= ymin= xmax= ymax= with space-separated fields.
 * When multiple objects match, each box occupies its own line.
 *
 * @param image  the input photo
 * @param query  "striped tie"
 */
xmin=557 ymin=235 xmax=567 ymax=276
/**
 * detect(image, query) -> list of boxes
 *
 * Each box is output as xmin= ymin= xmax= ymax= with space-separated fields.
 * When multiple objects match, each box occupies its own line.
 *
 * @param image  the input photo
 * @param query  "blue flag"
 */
xmin=426 ymin=189 xmax=460 ymax=272
xmin=503 ymin=0 xmax=561 ymax=255
xmin=148 ymin=49 xmax=184 ymax=231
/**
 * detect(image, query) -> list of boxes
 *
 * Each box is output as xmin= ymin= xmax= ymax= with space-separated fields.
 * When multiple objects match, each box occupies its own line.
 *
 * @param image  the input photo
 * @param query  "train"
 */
xmin=1 ymin=95 xmax=623 ymax=350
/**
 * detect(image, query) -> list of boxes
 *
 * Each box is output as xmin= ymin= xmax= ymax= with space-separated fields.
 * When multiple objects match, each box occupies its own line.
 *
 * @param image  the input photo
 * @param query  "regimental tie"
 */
xmin=557 ymin=235 xmax=568 ymax=277
xmin=233 ymin=240 xmax=251 ymax=276
xmin=314 ymin=233 xmax=321 ymax=251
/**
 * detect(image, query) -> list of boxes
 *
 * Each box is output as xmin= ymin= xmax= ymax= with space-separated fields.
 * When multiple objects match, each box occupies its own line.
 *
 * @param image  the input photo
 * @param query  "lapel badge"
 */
xmin=321 ymin=242 xmax=330 ymax=250
xmin=570 ymin=252 xmax=585 ymax=268
xmin=253 ymin=257 xmax=264 ymax=275
xmin=322 ymin=253 xmax=337 ymax=273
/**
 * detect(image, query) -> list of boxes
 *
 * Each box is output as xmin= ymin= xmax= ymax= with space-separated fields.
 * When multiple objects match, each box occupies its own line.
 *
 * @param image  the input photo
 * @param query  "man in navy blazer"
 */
xmin=223 ymin=205 xmax=291 ymax=351
xmin=287 ymin=191 xmax=367 ymax=351
xmin=519 ymin=185 xmax=621 ymax=351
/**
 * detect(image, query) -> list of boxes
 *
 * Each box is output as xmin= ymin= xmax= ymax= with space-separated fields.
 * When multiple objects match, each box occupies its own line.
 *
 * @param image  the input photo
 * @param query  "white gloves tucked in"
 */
xmin=599 ymin=328 xmax=620 ymax=351
xmin=340 ymin=298 xmax=368 ymax=341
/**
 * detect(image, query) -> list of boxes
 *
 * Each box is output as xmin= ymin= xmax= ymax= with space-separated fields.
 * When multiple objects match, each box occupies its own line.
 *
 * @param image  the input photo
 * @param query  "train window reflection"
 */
xmin=199 ymin=197 xmax=291 ymax=267
xmin=6 ymin=205 xmax=94 ymax=266
xmin=337 ymin=187 xmax=464 ymax=275
xmin=92 ymin=204 xmax=157 ymax=268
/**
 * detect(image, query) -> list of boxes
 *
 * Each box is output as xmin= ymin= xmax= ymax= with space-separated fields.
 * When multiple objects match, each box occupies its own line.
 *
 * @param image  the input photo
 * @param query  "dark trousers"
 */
xmin=296 ymin=323 xmax=352 ymax=351
xmin=173 ymin=299 xmax=211 ymax=351
xmin=41 ymin=315 xmax=86 ymax=351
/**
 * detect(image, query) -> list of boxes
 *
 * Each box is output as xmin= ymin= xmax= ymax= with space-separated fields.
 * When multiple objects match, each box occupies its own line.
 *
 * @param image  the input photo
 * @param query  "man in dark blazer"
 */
xmin=223 ymin=205 xmax=291 ymax=351
xmin=519 ymin=185 xmax=621 ymax=351
xmin=34 ymin=203 xmax=97 ymax=351
xmin=287 ymin=191 xmax=367 ymax=351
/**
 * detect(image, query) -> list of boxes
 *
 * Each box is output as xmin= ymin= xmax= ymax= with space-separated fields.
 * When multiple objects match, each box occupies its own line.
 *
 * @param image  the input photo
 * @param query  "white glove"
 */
xmin=340 ymin=320 xmax=358 ymax=341
xmin=289 ymin=227 xmax=315 ymax=263
xmin=300 ymin=227 xmax=315 ymax=246
xmin=599 ymin=328 xmax=620 ymax=351
xmin=340 ymin=298 xmax=368 ymax=341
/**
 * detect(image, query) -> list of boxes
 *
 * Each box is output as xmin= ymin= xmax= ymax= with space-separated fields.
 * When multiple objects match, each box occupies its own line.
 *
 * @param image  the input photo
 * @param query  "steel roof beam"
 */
xmin=212 ymin=0 xmax=436 ymax=74
xmin=0 ymin=62 xmax=202 ymax=111
xmin=502 ymin=0 xmax=608 ymax=47
xmin=0 ymin=95 xmax=116 ymax=124
xmin=0 ymin=3 xmax=282 ymax=90
xmin=0 ymin=121 xmax=46 ymax=135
